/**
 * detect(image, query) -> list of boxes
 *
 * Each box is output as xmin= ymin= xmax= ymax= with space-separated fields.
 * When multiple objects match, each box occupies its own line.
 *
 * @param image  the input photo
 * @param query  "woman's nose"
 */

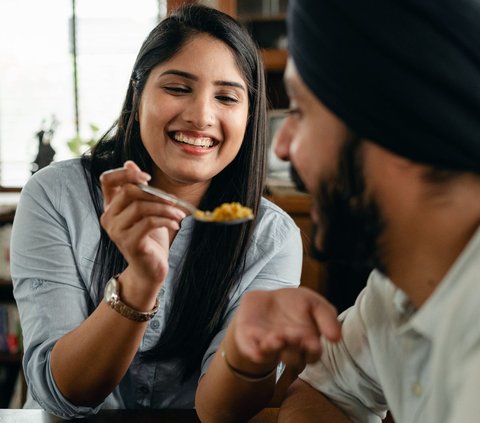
xmin=273 ymin=118 xmax=292 ymax=161
xmin=182 ymin=94 xmax=214 ymax=129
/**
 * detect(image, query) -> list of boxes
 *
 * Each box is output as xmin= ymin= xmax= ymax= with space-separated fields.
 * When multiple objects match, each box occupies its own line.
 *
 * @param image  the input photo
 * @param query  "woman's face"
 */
xmin=137 ymin=34 xmax=249 ymax=189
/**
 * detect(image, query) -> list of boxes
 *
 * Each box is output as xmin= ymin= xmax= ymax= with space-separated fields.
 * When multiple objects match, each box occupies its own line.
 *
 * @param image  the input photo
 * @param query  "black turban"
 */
xmin=288 ymin=0 xmax=480 ymax=173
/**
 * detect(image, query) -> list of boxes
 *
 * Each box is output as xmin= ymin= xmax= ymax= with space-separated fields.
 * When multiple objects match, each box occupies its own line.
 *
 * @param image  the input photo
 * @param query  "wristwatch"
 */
xmin=104 ymin=275 xmax=159 ymax=322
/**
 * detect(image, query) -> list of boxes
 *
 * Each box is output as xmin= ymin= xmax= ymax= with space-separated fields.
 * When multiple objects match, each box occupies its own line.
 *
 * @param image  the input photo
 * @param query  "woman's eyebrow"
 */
xmin=159 ymin=69 xmax=245 ymax=91
xmin=214 ymin=80 xmax=245 ymax=91
xmin=160 ymin=69 xmax=197 ymax=80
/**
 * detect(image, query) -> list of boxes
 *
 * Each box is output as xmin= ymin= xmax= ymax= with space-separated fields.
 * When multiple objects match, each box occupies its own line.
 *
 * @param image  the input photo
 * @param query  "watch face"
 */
xmin=105 ymin=277 xmax=119 ymax=301
xmin=103 ymin=276 xmax=158 ymax=322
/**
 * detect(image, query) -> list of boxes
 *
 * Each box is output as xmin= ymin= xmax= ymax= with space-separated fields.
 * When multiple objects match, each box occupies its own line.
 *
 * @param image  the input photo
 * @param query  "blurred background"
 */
xmin=0 ymin=0 xmax=291 ymax=188
xmin=0 ymin=0 xmax=162 ymax=187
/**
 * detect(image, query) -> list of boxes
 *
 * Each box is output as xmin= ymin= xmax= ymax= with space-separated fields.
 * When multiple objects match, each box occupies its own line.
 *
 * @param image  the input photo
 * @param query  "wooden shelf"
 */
xmin=238 ymin=14 xmax=286 ymax=22
xmin=267 ymin=192 xmax=311 ymax=214
xmin=261 ymin=48 xmax=287 ymax=71
xmin=0 ymin=187 xmax=21 ymax=193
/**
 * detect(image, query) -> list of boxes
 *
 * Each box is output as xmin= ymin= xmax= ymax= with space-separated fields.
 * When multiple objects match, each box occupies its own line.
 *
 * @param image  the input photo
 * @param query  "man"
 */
xmin=219 ymin=0 xmax=480 ymax=421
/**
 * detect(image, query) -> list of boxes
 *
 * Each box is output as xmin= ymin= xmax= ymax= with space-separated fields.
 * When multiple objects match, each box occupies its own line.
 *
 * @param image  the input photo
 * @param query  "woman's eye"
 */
xmin=163 ymin=86 xmax=190 ymax=94
xmin=216 ymin=95 xmax=239 ymax=104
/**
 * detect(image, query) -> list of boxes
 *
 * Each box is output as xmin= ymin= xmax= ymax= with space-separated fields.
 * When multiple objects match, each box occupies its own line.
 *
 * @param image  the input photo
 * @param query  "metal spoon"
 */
xmin=136 ymin=183 xmax=254 ymax=225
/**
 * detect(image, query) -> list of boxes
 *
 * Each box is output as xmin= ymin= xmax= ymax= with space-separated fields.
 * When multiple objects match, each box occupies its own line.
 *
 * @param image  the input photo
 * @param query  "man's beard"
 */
xmin=292 ymin=138 xmax=386 ymax=311
xmin=290 ymin=165 xmax=307 ymax=193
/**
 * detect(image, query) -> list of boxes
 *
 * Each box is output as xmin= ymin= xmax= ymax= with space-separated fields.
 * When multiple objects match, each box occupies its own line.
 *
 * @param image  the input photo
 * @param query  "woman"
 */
xmin=10 ymin=4 xmax=302 ymax=421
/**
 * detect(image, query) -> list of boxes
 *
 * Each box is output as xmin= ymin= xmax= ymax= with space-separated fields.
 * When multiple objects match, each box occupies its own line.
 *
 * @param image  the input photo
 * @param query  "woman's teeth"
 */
xmin=174 ymin=133 xmax=214 ymax=148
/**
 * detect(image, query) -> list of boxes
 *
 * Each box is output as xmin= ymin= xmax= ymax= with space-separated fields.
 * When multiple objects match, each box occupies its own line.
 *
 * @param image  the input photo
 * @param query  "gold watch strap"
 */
xmin=104 ymin=276 xmax=159 ymax=322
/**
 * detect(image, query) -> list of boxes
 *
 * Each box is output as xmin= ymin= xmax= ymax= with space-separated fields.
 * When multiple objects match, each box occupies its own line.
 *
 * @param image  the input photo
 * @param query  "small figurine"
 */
xmin=32 ymin=115 xmax=58 ymax=174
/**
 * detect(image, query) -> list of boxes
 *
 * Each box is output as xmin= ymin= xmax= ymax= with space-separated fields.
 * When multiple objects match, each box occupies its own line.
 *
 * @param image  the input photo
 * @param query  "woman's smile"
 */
xmin=168 ymin=130 xmax=220 ymax=156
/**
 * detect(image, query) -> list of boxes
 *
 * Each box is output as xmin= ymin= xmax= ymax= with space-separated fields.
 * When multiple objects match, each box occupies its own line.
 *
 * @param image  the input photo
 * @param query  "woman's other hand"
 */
xmin=231 ymin=287 xmax=342 ymax=373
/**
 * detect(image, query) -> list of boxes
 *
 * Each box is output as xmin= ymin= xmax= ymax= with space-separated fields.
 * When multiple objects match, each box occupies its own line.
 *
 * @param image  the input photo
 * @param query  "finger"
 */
xmin=234 ymin=325 xmax=277 ymax=364
xmin=257 ymin=327 xmax=318 ymax=366
xmin=303 ymin=348 xmax=322 ymax=364
xmin=261 ymin=331 xmax=316 ymax=369
xmin=100 ymin=163 xmax=150 ymax=187
xmin=260 ymin=331 xmax=286 ymax=354
xmin=260 ymin=332 xmax=316 ymax=372
xmin=107 ymin=195 xmax=186 ymax=230
xmin=310 ymin=297 xmax=342 ymax=342
xmin=278 ymin=326 xmax=322 ymax=361
xmin=100 ymin=161 xmax=151 ymax=206
xmin=276 ymin=322 xmax=323 ymax=365
xmin=279 ymin=347 xmax=307 ymax=374
xmin=123 ymin=160 xmax=144 ymax=173
xmin=300 ymin=334 xmax=322 ymax=360
xmin=124 ymin=217 xmax=180 ymax=249
xmin=299 ymin=335 xmax=322 ymax=363
xmin=132 ymin=215 xmax=181 ymax=238
xmin=101 ymin=201 xmax=185 ymax=248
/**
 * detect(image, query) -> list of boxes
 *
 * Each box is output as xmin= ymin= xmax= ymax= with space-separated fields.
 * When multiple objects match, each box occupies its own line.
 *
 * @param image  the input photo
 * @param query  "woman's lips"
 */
xmin=169 ymin=131 xmax=219 ymax=149
xmin=168 ymin=131 xmax=219 ymax=155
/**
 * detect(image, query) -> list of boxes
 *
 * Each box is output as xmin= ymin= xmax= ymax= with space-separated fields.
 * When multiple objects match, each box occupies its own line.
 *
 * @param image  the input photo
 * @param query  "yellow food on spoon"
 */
xmin=195 ymin=202 xmax=254 ymax=222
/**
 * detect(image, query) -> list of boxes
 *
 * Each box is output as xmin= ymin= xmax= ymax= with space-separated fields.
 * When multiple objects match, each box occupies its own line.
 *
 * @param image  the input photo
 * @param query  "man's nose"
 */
xmin=273 ymin=119 xmax=292 ymax=161
xmin=183 ymin=94 xmax=215 ymax=129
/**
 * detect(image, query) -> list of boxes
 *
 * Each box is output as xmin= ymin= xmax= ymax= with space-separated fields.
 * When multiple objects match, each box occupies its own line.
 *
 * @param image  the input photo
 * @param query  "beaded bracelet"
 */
xmin=220 ymin=344 xmax=277 ymax=383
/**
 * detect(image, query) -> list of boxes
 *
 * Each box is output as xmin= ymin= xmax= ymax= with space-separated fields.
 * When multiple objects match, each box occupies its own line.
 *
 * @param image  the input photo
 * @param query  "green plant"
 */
xmin=67 ymin=123 xmax=100 ymax=156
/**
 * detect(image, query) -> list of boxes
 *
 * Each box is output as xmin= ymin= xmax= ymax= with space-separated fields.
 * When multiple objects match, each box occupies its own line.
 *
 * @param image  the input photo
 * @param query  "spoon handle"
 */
xmin=136 ymin=183 xmax=198 ymax=215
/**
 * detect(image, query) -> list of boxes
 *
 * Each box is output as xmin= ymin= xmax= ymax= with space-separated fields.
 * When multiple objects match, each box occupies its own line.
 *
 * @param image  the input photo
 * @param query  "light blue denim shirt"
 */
xmin=10 ymin=159 xmax=303 ymax=418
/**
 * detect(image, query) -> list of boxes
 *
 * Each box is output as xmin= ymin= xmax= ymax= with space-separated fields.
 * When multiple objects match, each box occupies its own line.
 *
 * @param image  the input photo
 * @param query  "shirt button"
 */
xmin=412 ymin=382 xmax=423 ymax=397
xmin=150 ymin=320 xmax=160 ymax=329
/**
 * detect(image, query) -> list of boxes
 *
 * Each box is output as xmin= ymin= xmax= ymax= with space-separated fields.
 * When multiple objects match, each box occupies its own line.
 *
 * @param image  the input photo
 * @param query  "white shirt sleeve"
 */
xmin=448 ymin=335 xmax=480 ymax=422
xmin=300 ymin=280 xmax=388 ymax=423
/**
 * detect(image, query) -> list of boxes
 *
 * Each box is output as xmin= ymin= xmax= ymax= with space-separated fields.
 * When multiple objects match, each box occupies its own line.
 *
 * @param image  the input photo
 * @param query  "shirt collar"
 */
xmin=394 ymin=225 xmax=480 ymax=338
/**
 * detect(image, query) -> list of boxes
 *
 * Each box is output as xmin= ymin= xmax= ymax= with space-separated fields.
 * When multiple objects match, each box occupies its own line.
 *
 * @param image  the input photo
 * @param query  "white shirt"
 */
xmin=301 ymin=226 xmax=480 ymax=423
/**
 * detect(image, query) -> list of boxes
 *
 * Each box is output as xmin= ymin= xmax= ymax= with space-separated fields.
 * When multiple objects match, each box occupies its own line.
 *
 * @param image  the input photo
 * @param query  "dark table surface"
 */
xmin=0 ymin=408 xmax=279 ymax=422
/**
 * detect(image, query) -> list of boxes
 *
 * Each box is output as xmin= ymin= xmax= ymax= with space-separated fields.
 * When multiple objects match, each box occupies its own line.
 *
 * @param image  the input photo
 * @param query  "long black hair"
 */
xmin=81 ymin=4 xmax=267 ymax=380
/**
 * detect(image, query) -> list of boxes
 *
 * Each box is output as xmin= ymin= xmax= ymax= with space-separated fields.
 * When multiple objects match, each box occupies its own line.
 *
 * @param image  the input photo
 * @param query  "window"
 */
xmin=0 ymin=0 xmax=161 ymax=187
